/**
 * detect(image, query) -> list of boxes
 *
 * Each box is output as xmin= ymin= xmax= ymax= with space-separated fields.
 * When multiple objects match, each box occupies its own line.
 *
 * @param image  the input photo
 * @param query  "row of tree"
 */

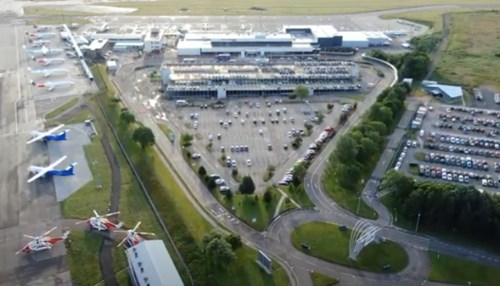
xmin=327 ymin=83 xmax=409 ymax=189
xmin=369 ymin=49 xmax=430 ymax=81
xmin=381 ymin=170 xmax=500 ymax=242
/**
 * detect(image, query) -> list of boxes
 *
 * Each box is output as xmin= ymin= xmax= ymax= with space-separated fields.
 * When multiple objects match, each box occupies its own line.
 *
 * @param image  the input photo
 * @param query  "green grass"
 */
xmin=279 ymin=185 xmax=314 ymax=208
xmin=291 ymin=222 xmax=408 ymax=273
xmin=310 ymin=272 xmax=339 ymax=286
xmin=217 ymin=189 xmax=280 ymax=231
xmin=61 ymin=133 xmax=112 ymax=219
xmin=414 ymin=152 xmax=425 ymax=161
xmin=45 ymin=97 xmax=80 ymax=120
xmin=66 ymin=231 xmax=103 ymax=286
xmin=103 ymin=0 xmax=500 ymax=16
xmin=431 ymin=11 xmax=500 ymax=89
xmin=428 ymin=252 xmax=500 ymax=285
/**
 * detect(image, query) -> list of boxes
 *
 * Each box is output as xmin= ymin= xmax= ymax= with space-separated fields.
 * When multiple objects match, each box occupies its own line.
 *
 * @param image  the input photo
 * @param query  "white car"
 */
xmin=220 ymin=186 xmax=230 ymax=192
xmin=246 ymin=159 xmax=252 ymax=167
xmin=259 ymin=129 xmax=263 ymax=135
xmin=191 ymin=153 xmax=201 ymax=160
xmin=215 ymin=178 xmax=225 ymax=185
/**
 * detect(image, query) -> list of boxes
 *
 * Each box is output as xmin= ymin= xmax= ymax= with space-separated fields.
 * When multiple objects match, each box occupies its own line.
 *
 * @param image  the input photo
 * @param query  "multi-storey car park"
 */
xmin=160 ymin=60 xmax=361 ymax=98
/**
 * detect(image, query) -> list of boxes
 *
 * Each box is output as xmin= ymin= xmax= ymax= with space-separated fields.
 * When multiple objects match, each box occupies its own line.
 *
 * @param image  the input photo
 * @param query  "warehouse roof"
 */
xmin=424 ymin=84 xmax=463 ymax=98
xmin=126 ymin=240 xmax=183 ymax=286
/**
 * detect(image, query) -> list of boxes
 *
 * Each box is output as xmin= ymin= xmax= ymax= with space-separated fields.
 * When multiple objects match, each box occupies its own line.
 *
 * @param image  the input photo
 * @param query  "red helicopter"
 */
xmin=75 ymin=210 xmax=123 ymax=231
xmin=16 ymin=227 xmax=70 ymax=255
xmin=114 ymin=221 xmax=155 ymax=248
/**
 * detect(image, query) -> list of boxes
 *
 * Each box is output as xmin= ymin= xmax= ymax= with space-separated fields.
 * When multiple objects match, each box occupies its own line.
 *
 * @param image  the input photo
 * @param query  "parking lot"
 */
xmin=397 ymin=104 xmax=500 ymax=192
xmin=23 ymin=25 xmax=93 ymax=115
xmin=170 ymin=98 xmax=345 ymax=191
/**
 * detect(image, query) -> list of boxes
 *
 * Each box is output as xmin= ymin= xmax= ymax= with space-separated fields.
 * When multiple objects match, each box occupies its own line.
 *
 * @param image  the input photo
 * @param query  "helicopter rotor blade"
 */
xmin=42 ymin=226 xmax=57 ymax=237
xmin=103 ymin=211 xmax=120 ymax=218
xmin=117 ymin=236 xmax=128 ymax=248
xmin=132 ymin=221 xmax=141 ymax=232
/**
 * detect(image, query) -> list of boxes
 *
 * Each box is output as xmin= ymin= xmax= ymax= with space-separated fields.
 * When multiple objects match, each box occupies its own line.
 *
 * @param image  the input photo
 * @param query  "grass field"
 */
xmin=428 ymin=252 xmax=500 ymax=285
xmin=431 ymin=11 xmax=500 ymax=89
xmin=291 ymin=222 xmax=408 ymax=273
xmin=45 ymin=97 xmax=80 ymax=120
xmin=279 ymin=185 xmax=314 ymax=208
xmin=24 ymin=7 xmax=97 ymax=16
xmin=310 ymin=272 xmax=339 ymax=286
xmin=104 ymin=0 xmax=500 ymax=16
xmin=381 ymin=8 xmax=484 ymax=32
xmin=66 ymin=231 xmax=103 ymax=286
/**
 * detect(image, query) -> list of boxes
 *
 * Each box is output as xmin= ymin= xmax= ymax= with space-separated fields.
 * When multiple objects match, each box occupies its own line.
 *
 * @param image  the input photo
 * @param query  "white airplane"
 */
xmin=27 ymin=155 xmax=77 ymax=183
xmin=23 ymin=45 xmax=63 ymax=57
xmin=30 ymin=80 xmax=75 ymax=91
xmin=32 ymin=57 xmax=65 ymax=66
xmin=27 ymin=124 xmax=69 ymax=144
xmin=28 ymin=67 xmax=68 ymax=78
xmin=29 ymin=39 xmax=51 ymax=48
xmin=26 ymin=31 xmax=56 ymax=39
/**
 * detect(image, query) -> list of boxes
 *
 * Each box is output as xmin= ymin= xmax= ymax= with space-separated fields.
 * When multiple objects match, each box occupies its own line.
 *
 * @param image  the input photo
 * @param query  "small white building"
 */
xmin=106 ymin=60 xmax=118 ymax=72
xmin=126 ymin=240 xmax=184 ymax=286
xmin=144 ymin=27 xmax=163 ymax=53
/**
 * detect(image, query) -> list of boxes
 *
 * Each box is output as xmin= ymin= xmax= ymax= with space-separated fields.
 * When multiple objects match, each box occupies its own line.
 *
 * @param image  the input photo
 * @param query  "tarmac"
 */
xmin=46 ymin=123 xmax=93 ymax=202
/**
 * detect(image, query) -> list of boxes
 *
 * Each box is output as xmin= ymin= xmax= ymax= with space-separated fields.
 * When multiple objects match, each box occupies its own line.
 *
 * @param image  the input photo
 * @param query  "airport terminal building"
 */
xmin=177 ymin=25 xmax=391 ymax=56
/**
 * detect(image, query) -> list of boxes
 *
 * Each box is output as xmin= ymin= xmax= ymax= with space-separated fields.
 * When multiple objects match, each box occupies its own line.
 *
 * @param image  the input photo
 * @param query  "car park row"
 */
xmin=417 ymin=164 xmax=499 ymax=188
xmin=278 ymin=127 xmax=336 ymax=186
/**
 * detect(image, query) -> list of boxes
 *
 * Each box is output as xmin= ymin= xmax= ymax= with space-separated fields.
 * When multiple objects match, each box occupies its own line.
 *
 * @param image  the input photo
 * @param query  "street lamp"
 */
xmin=356 ymin=196 xmax=361 ymax=215
xmin=415 ymin=212 xmax=421 ymax=233
xmin=393 ymin=208 xmax=398 ymax=223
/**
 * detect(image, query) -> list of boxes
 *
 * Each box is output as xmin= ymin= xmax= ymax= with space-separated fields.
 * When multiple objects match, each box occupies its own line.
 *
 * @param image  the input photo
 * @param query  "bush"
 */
xmin=224 ymin=189 xmax=233 ymax=201
xmin=198 ymin=166 xmax=207 ymax=177
xmin=231 ymin=168 xmax=238 ymax=177
xmin=263 ymin=190 xmax=273 ymax=204
xmin=225 ymin=234 xmax=242 ymax=250
xmin=327 ymin=103 xmax=334 ymax=110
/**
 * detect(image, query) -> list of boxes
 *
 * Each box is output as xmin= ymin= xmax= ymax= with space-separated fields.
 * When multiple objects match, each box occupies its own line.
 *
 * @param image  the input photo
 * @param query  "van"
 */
xmin=176 ymin=100 xmax=188 ymax=107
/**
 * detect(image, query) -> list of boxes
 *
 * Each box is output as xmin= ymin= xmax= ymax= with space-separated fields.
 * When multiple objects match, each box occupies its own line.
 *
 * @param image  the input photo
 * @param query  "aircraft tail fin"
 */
xmin=64 ymin=162 xmax=77 ymax=175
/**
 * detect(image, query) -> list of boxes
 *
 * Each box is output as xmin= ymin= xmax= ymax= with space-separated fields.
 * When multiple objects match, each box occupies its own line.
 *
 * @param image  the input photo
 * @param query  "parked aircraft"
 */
xmin=26 ymin=124 xmax=69 ymax=144
xmin=26 ymin=31 xmax=56 ymax=39
xmin=75 ymin=210 xmax=123 ymax=231
xmin=28 ymin=67 xmax=68 ymax=77
xmin=29 ymin=39 xmax=51 ymax=48
xmin=23 ymin=45 xmax=63 ymax=56
xmin=114 ymin=221 xmax=155 ymax=248
xmin=33 ymin=25 xmax=51 ymax=32
xmin=30 ymin=79 xmax=75 ymax=91
xmin=32 ymin=57 xmax=65 ymax=66
xmin=16 ymin=227 xmax=70 ymax=255
xmin=27 ymin=155 xmax=77 ymax=183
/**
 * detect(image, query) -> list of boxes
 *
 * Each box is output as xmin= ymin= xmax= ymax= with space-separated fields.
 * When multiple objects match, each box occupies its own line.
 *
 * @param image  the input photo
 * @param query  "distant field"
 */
xmin=104 ymin=0 xmax=500 ymax=16
xmin=431 ymin=11 xmax=500 ymax=89
xmin=381 ymin=8 xmax=485 ymax=32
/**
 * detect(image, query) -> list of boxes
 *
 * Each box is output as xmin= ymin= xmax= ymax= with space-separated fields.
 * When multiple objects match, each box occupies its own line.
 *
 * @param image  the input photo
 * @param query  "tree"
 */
xmin=225 ymin=234 xmax=242 ymax=250
xmin=120 ymin=110 xmax=136 ymax=125
xmin=206 ymin=176 xmax=217 ymax=190
xmin=181 ymin=133 xmax=193 ymax=147
xmin=400 ymin=52 xmax=430 ymax=80
xmin=224 ymin=189 xmax=233 ymax=200
xmin=203 ymin=231 xmax=236 ymax=269
xmin=239 ymin=176 xmax=256 ymax=195
xmin=132 ymin=126 xmax=155 ymax=149
xmin=198 ymin=166 xmax=207 ymax=177
xmin=333 ymin=136 xmax=359 ymax=164
xmin=293 ymin=85 xmax=309 ymax=100
xmin=327 ymin=103 xmax=334 ymax=111
xmin=263 ymin=189 xmax=273 ymax=204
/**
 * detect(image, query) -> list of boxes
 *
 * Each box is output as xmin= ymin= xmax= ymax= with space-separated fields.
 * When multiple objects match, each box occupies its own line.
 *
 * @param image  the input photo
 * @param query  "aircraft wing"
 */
xmin=26 ymin=124 xmax=64 ymax=144
xmin=27 ymin=155 xmax=67 ymax=183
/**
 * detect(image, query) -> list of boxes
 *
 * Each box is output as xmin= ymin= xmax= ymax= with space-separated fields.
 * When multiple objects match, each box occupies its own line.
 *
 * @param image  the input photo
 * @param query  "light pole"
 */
xmin=415 ymin=212 xmax=421 ymax=233
xmin=356 ymin=196 xmax=361 ymax=215
xmin=393 ymin=208 xmax=398 ymax=223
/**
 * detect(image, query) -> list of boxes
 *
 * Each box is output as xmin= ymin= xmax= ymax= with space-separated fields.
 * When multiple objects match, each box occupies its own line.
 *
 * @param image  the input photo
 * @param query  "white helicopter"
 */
xmin=16 ymin=227 xmax=70 ymax=255
xmin=75 ymin=210 xmax=123 ymax=231
xmin=114 ymin=221 xmax=155 ymax=248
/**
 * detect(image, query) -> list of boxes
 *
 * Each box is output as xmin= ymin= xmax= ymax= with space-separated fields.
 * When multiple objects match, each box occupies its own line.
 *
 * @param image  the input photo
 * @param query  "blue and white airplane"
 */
xmin=26 ymin=124 xmax=69 ymax=144
xmin=27 ymin=155 xmax=77 ymax=183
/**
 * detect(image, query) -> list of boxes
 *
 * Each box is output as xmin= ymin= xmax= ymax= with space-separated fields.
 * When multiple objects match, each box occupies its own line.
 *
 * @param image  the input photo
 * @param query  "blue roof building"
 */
xmin=422 ymin=81 xmax=463 ymax=101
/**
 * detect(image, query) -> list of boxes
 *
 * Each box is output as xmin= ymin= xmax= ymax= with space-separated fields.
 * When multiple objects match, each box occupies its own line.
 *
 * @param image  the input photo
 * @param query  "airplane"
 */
xmin=114 ymin=221 xmax=155 ymax=248
xmin=30 ymin=79 xmax=75 ymax=91
xmin=16 ymin=227 xmax=70 ymax=255
xmin=33 ymin=25 xmax=51 ymax=32
xmin=29 ymin=39 xmax=51 ymax=48
xmin=27 ymin=155 xmax=77 ymax=183
xmin=26 ymin=31 xmax=56 ymax=39
xmin=75 ymin=210 xmax=123 ymax=231
xmin=28 ymin=67 xmax=68 ymax=77
xmin=23 ymin=45 xmax=63 ymax=56
xmin=32 ymin=57 xmax=65 ymax=66
xmin=26 ymin=124 xmax=69 ymax=144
